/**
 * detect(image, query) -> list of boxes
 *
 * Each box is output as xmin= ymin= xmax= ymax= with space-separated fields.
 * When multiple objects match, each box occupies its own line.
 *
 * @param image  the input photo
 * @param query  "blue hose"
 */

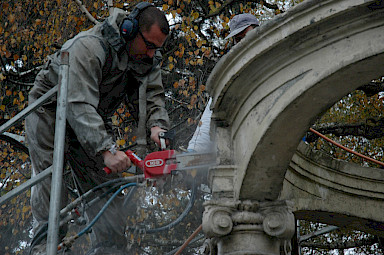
xmin=77 ymin=182 xmax=137 ymax=237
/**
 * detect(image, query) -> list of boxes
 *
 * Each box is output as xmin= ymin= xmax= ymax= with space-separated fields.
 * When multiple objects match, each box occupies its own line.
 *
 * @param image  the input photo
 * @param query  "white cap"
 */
xmin=225 ymin=13 xmax=260 ymax=40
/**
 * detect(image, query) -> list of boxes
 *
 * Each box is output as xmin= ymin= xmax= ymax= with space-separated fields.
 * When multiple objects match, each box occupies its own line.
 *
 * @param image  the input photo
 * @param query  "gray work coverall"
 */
xmin=25 ymin=8 xmax=169 ymax=253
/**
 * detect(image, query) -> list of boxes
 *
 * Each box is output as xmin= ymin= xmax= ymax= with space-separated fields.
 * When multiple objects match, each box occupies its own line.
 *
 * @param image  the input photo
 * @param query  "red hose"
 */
xmin=174 ymin=224 xmax=203 ymax=255
xmin=309 ymin=128 xmax=384 ymax=167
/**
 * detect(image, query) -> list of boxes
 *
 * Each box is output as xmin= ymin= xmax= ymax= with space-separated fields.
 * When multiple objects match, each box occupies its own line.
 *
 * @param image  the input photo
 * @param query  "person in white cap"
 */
xmin=225 ymin=13 xmax=260 ymax=43
xmin=187 ymin=13 xmax=260 ymax=153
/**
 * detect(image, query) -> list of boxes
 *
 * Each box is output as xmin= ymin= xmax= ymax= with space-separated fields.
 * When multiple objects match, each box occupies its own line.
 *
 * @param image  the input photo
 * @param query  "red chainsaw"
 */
xmin=104 ymin=149 xmax=216 ymax=178
xmin=103 ymin=132 xmax=216 ymax=178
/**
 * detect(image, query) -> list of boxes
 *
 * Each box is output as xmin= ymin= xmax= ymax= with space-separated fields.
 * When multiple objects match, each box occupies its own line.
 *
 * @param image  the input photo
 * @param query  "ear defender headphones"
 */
xmin=120 ymin=2 xmax=153 ymax=41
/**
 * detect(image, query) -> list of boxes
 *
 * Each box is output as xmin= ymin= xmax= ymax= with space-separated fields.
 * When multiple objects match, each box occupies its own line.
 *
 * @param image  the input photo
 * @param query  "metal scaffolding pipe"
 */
xmin=46 ymin=51 xmax=69 ymax=255
xmin=0 ymin=85 xmax=58 ymax=135
xmin=0 ymin=166 xmax=52 ymax=206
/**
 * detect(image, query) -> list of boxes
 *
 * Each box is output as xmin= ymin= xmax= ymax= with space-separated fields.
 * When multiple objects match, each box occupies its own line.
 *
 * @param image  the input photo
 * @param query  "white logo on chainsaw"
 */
xmin=145 ymin=159 xmax=164 ymax=168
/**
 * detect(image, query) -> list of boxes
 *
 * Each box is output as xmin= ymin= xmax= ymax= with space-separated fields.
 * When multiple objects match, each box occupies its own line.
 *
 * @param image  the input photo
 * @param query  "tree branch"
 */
xmin=18 ymin=66 xmax=43 ymax=77
xmin=307 ymin=118 xmax=384 ymax=142
xmin=262 ymin=0 xmax=280 ymax=11
xmin=301 ymin=236 xmax=378 ymax=249
xmin=358 ymin=81 xmax=384 ymax=97
xmin=0 ymin=56 xmax=8 ymax=73
xmin=7 ymin=78 xmax=34 ymax=87
xmin=196 ymin=0 xmax=209 ymax=16
xmin=202 ymin=0 xmax=281 ymax=19
xmin=73 ymin=0 xmax=99 ymax=24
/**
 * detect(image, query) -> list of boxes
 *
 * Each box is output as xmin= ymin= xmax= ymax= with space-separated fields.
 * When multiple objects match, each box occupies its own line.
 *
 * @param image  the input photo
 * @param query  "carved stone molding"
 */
xmin=202 ymin=200 xmax=295 ymax=255
xmin=260 ymin=200 xmax=295 ymax=240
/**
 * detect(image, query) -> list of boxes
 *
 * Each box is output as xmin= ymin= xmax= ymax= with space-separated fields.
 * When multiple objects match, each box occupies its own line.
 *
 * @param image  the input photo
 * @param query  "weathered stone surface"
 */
xmin=281 ymin=141 xmax=384 ymax=237
xmin=202 ymin=200 xmax=295 ymax=255
xmin=207 ymin=0 xmax=384 ymax=201
xmin=204 ymin=0 xmax=384 ymax=253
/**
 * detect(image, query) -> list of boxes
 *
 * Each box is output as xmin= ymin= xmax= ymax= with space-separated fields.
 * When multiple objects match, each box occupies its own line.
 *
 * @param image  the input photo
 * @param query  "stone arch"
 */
xmin=282 ymin=141 xmax=384 ymax=237
xmin=207 ymin=0 xmax=384 ymax=202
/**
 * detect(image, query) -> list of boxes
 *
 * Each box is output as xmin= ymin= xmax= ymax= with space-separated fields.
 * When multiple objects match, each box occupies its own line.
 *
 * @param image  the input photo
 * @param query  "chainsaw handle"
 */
xmin=159 ymin=132 xmax=167 ymax=150
xmin=158 ymin=130 xmax=175 ymax=150
xmin=103 ymin=167 xmax=112 ymax=174
xmin=103 ymin=150 xmax=144 ymax=174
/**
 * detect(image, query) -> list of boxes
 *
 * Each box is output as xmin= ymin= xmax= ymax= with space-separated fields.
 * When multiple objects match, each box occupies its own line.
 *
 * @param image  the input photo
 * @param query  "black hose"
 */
xmin=29 ymin=176 xmax=141 ymax=254
xmin=128 ymin=178 xmax=197 ymax=234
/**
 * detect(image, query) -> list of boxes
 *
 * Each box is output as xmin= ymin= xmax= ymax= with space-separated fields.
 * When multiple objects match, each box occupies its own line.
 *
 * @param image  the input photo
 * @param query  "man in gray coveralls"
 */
xmin=26 ymin=2 xmax=170 ymax=254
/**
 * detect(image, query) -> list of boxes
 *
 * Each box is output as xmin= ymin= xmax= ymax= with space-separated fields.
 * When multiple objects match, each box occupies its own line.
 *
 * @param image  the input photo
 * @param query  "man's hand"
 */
xmin=102 ymin=150 xmax=131 ymax=174
xmin=150 ymin=126 xmax=168 ymax=148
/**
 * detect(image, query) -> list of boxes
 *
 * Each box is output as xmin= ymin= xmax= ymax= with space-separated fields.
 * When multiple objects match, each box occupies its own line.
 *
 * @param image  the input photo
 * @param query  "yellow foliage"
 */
xmin=111 ymin=115 xmax=119 ymax=125
xmin=190 ymin=94 xmax=197 ymax=106
xmin=178 ymin=79 xmax=186 ymax=87
xmin=21 ymin=153 xmax=28 ymax=163
xmin=189 ymin=76 xmax=196 ymax=87
xmin=117 ymin=139 xmax=126 ymax=146
xmin=8 ymin=14 xmax=16 ymax=23
xmin=204 ymin=48 xmax=211 ymax=57
xmin=11 ymin=24 xmax=18 ymax=33
xmin=19 ymin=92 xmax=24 ymax=102
xmin=171 ymin=10 xmax=177 ymax=18
xmin=192 ymin=12 xmax=199 ymax=20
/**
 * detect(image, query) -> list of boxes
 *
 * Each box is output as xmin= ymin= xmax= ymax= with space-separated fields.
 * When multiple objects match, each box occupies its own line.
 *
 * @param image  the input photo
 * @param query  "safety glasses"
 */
xmin=138 ymin=30 xmax=162 ymax=50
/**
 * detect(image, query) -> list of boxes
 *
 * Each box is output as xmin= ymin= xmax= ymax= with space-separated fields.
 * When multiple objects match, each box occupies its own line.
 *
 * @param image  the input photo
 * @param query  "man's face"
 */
xmin=234 ymin=26 xmax=254 ymax=44
xmin=128 ymin=23 xmax=167 ymax=60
